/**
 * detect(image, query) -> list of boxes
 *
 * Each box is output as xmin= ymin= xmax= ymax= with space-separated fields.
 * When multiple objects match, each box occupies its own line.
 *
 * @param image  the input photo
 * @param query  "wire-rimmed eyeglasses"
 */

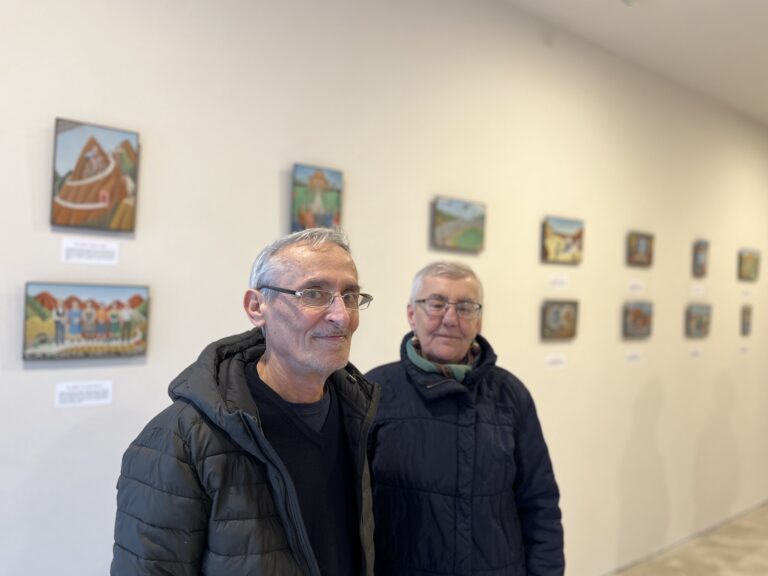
xmin=258 ymin=285 xmax=373 ymax=310
xmin=414 ymin=297 xmax=482 ymax=319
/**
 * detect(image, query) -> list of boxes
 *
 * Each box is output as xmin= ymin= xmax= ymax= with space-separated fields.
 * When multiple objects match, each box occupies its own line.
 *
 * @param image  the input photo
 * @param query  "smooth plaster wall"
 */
xmin=1 ymin=0 xmax=767 ymax=574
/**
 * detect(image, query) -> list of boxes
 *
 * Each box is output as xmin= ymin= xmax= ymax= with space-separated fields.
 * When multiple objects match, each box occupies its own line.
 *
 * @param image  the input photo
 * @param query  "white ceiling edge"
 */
xmin=502 ymin=0 xmax=768 ymax=129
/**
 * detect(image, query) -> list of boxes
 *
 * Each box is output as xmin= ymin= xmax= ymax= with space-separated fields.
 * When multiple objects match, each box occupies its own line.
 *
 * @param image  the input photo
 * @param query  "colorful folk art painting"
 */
xmin=685 ymin=304 xmax=712 ymax=338
xmin=51 ymin=119 xmax=140 ymax=232
xmin=627 ymin=232 xmax=654 ymax=267
xmin=291 ymin=164 xmax=342 ymax=232
xmin=431 ymin=197 xmax=486 ymax=253
xmin=692 ymin=240 xmax=708 ymax=278
xmin=24 ymin=282 xmax=149 ymax=360
xmin=541 ymin=300 xmax=579 ymax=340
xmin=738 ymin=249 xmax=760 ymax=281
xmin=541 ymin=217 xmax=583 ymax=265
xmin=623 ymin=301 xmax=653 ymax=339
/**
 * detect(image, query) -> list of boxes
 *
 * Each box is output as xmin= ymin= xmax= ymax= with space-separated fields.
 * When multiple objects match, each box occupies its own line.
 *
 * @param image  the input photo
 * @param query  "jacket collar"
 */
xmin=398 ymin=331 xmax=497 ymax=402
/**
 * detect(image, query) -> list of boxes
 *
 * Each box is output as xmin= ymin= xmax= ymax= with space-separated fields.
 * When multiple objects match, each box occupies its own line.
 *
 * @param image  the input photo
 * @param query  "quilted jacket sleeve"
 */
xmin=513 ymin=388 xmax=565 ymax=576
xmin=111 ymin=412 xmax=209 ymax=576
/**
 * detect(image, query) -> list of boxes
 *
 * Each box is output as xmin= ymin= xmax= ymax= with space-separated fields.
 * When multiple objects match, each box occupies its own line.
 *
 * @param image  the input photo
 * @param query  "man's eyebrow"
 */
xmin=300 ymin=278 xmax=361 ymax=291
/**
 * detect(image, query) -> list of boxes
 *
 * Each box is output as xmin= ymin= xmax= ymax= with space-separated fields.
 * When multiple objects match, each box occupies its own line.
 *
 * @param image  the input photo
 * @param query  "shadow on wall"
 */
xmin=693 ymin=372 xmax=739 ymax=531
xmin=7 ymin=410 xmax=135 ymax=576
xmin=616 ymin=377 xmax=669 ymax=566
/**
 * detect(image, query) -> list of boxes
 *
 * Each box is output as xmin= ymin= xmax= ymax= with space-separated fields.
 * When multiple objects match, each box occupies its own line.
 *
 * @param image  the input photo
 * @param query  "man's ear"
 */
xmin=243 ymin=289 xmax=266 ymax=328
xmin=406 ymin=302 xmax=417 ymax=332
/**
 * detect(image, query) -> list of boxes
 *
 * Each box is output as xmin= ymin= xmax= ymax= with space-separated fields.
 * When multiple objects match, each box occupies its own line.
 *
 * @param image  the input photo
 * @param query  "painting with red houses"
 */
xmin=24 ymin=282 xmax=149 ymax=359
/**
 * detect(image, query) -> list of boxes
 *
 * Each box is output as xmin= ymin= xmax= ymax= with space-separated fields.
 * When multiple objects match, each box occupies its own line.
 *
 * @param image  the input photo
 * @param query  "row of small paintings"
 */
xmin=20 ymin=281 xmax=752 ymax=360
xmin=542 ymin=216 xmax=760 ymax=281
xmin=46 ymin=119 xmax=762 ymax=283
xmin=541 ymin=300 xmax=752 ymax=341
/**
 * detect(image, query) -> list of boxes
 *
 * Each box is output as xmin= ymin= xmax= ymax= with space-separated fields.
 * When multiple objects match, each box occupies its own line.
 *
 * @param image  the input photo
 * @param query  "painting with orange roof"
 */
xmin=23 ymin=282 xmax=150 ymax=360
xmin=291 ymin=164 xmax=342 ymax=232
xmin=51 ymin=118 xmax=139 ymax=232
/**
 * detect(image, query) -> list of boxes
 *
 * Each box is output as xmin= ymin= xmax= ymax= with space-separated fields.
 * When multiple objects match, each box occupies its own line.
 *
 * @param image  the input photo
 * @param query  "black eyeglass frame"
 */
xmin=414 ymin=297 xmax=483 ymax=318
xmin=257 ymin=285 xmax=373 ymax=310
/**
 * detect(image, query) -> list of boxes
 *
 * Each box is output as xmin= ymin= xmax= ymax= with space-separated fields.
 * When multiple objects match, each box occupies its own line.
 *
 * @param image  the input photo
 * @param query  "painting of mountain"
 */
xmin=50 ymin=118 xmax=140 ymax=232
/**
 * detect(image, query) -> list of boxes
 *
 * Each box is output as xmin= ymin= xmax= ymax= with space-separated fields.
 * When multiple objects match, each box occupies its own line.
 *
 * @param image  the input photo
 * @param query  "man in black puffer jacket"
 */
xmin=112 ymin=228 xmax=379 ymax=575
xmin=368 ymin=262 xmax=563 ymax=576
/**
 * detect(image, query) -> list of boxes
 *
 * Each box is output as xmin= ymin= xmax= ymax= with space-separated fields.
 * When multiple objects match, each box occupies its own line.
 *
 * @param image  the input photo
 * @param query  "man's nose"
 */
xmin=325 ymin=294 xmax=351 ymax=322
xmin=441 ymin=303 xmax=459 ymax=324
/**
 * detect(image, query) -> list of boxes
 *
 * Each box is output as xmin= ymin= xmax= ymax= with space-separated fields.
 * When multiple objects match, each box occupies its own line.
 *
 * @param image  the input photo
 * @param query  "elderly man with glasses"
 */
xmin=112 ymin=228 xmax=379 ymax=576
xmin=367 ymin=261 xmax=564 ymax=576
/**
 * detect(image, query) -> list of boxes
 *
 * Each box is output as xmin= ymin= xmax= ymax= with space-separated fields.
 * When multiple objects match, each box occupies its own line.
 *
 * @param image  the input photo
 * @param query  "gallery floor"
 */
xmin=612 ymin=502 xmax=768 ymax=575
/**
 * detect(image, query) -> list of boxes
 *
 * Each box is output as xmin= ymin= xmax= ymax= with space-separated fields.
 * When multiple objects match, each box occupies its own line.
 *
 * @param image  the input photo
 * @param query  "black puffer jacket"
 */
xmin=111 ymin=328 xmax=380 ymax=575
xmin=367 ymin=333 xmax=563 ymax=576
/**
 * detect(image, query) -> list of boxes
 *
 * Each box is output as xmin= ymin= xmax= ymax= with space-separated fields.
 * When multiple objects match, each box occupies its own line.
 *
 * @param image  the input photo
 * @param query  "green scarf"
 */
xmin=406 ymin=336 xmax=481 ymax=383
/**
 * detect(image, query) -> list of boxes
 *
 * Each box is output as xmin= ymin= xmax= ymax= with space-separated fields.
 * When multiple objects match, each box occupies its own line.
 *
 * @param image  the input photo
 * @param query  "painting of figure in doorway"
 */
xmin=51 ymin=118 xmax=140 ymax=232
xmin=291 ymin=164 xmax=342 ymax=232
xmin=23 ymin=282 xmax=150 ymax=360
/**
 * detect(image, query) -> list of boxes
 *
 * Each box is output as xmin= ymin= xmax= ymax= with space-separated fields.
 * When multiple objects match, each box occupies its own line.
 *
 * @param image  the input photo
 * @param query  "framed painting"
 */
xmin=685 ymin=304 xmax=711 ymax=338
xmin=627 ymin=231 xmax=654 ymax=267
xmin=738 ymin=249 xmax=760 ymax=281
xmin=623 ymin=301 xmax=653 ymax=339
xmin=541 ymin=216 xmax=583 ymax=265
xmin=291 ymin=164 xmax=342 ymax=232
xmin=541 ymin=300 xmax=579 ymax=340
xmin=430 ymin=196 xmax=486 ymax=253
xmin=51 ymin=118 xmax=139 ymax=231
xmin=692 ymin=240 xmax=708 ymax=278
xmin=23 ymin=282 xmax=150 ymax=360
xmin=741 ymin=304 xmax=752 ymax=336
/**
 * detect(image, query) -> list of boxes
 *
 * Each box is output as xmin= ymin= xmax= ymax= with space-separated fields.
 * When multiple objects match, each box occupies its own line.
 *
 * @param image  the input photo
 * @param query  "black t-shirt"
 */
xmin=246 ymin=361 xmax=360 ymax=575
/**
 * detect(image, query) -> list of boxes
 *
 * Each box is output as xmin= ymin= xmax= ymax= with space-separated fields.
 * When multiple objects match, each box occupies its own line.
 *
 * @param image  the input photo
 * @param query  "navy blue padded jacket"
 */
xmin=367 ymin=333 xmax=564 ymax=576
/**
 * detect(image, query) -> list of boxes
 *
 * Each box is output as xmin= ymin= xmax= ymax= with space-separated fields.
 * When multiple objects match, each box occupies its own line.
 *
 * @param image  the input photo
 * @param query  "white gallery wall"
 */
xmin=1 ymin=0 xmax=767 ymax=574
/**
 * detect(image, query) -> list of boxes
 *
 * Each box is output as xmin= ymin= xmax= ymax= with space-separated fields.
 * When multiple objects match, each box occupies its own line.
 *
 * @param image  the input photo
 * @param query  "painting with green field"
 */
xmin=430 ymin=197 xmax=486 ymax=253
xmin=24 ymin=282 xmax=149 ymax=360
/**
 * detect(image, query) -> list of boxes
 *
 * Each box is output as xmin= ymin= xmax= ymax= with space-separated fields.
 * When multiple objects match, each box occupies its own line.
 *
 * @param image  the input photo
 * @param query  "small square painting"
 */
xmin=51 ymin=118 xmax=139 ymax=231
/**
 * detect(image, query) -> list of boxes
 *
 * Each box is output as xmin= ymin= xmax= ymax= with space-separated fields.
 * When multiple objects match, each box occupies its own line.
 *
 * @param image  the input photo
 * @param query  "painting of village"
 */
xmin=291 ymin=164 xmax=342 ymax=232
xmin=51 ymin=118 xmax=139 ymax=231
xmin=541 ymin=216 xmax=583 ymax=264
xmin=24 ymin=282 xmax=149 ymax=360
xmin=623 ymin=301 xmax=653 ymax=339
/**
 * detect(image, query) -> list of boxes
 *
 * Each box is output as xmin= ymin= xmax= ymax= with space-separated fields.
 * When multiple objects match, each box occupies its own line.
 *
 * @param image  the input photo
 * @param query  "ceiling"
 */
xmin=503 ymin=0 xmax=768 ymax=128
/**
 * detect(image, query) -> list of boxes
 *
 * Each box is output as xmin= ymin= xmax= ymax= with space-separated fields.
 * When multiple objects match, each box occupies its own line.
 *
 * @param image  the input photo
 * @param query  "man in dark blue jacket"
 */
xmin=367 ymin=261 xmax=564 ymax=576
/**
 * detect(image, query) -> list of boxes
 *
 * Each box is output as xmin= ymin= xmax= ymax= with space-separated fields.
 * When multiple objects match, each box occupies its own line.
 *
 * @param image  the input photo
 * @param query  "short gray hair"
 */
xmin=249 ymin=227 xmax=352 ymax=300
xmin=410 ymin=261 xmax=484 ymax=304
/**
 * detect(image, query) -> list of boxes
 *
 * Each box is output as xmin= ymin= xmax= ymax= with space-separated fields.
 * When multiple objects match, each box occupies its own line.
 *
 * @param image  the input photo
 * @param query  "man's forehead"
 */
xmin=275 ymin=243 xmax=358 ymax=282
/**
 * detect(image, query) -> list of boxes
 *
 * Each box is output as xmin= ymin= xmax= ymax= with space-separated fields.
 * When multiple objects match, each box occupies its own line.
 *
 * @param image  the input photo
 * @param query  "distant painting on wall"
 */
xmin=51 ymin=118 xmax=139 ymax=231
xmin=741 ymin=304 xmax=752 ymax=336
xmin=430 ymin=196 xmax=486 ymax=253
xmin=23 ymin=282 xmax=150 ymax=360
xmin=541 ymin=300 xmax=579 ymax=340
xmin=738 ymin=249 xmax=760 ymax=281
xmin=692 ymin=240 xmax=708 ymax=278
xmin=541 ymin=216 xmax=583 ymax=265
xmin=291 ymin=164 xmax=342 ymax=232
xmin=623 ymin=301 xmax=653 ymax=339
xmin=685 ymin=304 xmax=712 ymax=338
xmin=627 ymin=231 xmax=654 ymax=267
